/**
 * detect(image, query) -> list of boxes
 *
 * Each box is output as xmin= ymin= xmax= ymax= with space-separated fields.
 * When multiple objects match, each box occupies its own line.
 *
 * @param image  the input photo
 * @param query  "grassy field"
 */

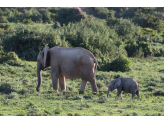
xmin=0 ymin=57 xmax=164 ymax=116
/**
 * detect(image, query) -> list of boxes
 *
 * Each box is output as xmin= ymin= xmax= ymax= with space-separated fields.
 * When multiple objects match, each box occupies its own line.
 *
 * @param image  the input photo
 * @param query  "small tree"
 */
xmin=108 ymin=55 xmax=132 ymax=72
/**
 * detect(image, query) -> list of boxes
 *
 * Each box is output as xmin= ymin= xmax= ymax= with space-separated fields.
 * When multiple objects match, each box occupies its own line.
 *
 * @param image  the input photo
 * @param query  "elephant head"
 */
xmin=107 ymin=79 xmax=121 ymax=98
xmin=36 ymin=46 xmax=49 ymax=92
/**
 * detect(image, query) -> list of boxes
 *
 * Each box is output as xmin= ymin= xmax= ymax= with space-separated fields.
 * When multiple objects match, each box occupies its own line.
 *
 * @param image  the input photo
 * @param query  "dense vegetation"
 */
xmin=0 ymin=7 xmax=164 ymax=116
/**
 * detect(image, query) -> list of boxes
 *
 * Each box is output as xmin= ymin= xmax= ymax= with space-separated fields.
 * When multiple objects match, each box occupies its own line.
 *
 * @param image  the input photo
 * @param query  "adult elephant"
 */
xmin=36 ymin=46 xmax=99 ymax=92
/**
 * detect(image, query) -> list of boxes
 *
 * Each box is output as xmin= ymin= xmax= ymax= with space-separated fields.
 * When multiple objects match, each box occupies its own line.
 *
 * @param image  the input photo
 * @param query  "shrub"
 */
xmin=133 ymin=13 xmax=164 ymax=32
xmin=114 ymin=19 xmax=142 ymax=44
xmin=0 ymin=28 xmax=4 ymax=36
xmin=23 ymin=18 xmax=33 ymax=24
xmin=3 ymin=25 xmax=70 ymax=61
xmin=6 ymin=52 xmax=20 ymax=61
xmin=43 ymin=12 xmax=52 ymax=23
xmin=1 ymin=52 xmax=21 ymax=64
xmin=106 ymin=17 xmax=120 ymax=27
xmin=107 ymin=55 xmax=132 ymax=72
xmin=55 ymin=7 xmax=85 ymax=26
xmin=125 ymin=43 xmax=138 ymax=57
xmin=0 ymin=83 xmax=16 ymax=94
xmin=154 ymin=90 xmax=164 ymax=96
xmin=0 ymin=24 xmax=10 ymax=30
xmin=138 ymin=41 xmax=152 ymax=57
xmin=94 ymin=7 xmax=113 ymax=19
xmin=14 ymin=20 xmax=20 ymax=24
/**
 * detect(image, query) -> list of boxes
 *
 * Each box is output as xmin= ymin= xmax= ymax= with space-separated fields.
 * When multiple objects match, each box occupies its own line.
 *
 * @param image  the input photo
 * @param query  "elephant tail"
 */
xmin=93 ymin=58 xmax=98 ymax=77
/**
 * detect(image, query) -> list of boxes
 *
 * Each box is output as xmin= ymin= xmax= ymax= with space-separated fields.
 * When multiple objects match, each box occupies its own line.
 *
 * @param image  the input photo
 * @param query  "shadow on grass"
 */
xmin=159 ymin=69 xmax=164 ymax=73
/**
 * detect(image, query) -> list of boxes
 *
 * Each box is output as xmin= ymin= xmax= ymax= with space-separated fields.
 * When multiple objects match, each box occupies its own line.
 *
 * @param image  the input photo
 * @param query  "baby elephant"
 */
xmin=107 ymin=77 xmax=140 ymax=100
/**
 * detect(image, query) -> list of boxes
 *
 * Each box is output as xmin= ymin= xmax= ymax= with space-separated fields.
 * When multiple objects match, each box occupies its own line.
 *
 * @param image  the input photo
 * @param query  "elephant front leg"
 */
xmin=135 ymin=90 xmax=140 ymax=98
xmin=131 ymin=92 xmax=135 ymax=100
xmin=51 ymin=71 xmax=59 ymax=91
xmin=117 ymin=88 xmax=122 ymax=100
xmin=59 ymin=74 xmax=66 ymax=91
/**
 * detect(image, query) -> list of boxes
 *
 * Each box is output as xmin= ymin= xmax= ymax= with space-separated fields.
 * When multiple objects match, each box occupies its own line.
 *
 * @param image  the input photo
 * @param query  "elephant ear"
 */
xmin=43 ymin=46 xmax=49 ymax=68
xmin=113 ymin=79 xmax=121 ymax=89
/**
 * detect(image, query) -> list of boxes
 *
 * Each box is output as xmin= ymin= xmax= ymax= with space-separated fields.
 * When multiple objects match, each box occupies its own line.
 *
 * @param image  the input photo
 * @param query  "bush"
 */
xmin=106 ymin=17 xmax=120 ymax=27
xmin=23 ymin=18 xmax=33 ymax=24
xmin=0 ymin=28 xmax=4 ymax=36
xmin=133 ymin=13 xmax=164 ymax=32
xmin=6 ymin=52 xmax=20 ymax=61
xmin=154 ymin=90 xmax=164 ymax=96
xmin=14 ymin=20 xmax=20 ymax=24
xmin=106 ymin=55 xmax=132 ymax=72
xmin=55 ymin=7 xmax=85 ymax=26
xmin=125 ymin=41 xmax=152 ymax=57
xmin=0 ymin=83 xmax=16 ymax=94
xmin=0 ymin=24 xmax=10 ymax=30
xmin=43 ymin=12 xmax=52 ymax=23
xmin=0 ymin=51 xmax=20 ymax=63
xmin=114 ymin=19 xmax=142 ymax=44
xmin=93 ymin=7 xmax=114 ymax=19
xmin=3 ymin=25 xmax=70 ymax=60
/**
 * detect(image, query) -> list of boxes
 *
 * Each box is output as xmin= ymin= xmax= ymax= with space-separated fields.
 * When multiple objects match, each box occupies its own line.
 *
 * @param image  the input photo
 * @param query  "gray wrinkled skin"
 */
xmin=107 ymin=77 xmax=140 ymax=100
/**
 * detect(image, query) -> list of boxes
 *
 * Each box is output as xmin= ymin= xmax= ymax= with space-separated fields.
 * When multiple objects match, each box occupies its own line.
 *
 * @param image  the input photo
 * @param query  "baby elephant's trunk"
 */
xmin=107 ymin=88 xmax=110 ymax=98
xmin=136 ymin=90 xmax=140 ymax=97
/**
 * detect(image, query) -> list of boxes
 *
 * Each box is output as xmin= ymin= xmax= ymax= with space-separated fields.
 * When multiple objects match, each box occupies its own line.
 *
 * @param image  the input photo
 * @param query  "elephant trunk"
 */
xmin=107 ymin=88 xmax=110 ymax=98
xmin=36 ymin=64 xmax=42 ymax=92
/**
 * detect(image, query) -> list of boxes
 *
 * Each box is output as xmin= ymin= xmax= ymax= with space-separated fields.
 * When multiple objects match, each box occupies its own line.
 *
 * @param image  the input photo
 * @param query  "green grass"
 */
xmin=0 ymin=57 xmax=164 ymax=116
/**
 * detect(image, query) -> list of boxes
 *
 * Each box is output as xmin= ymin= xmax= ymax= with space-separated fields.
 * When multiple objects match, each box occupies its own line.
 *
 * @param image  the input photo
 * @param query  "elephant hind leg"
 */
xmin=89 ymin=78 xmax=98 ymax=92
xmin=80 ymin=79 xmax=88 ymax=91
xmin=59 ymin=74 xmax=66 ymax=91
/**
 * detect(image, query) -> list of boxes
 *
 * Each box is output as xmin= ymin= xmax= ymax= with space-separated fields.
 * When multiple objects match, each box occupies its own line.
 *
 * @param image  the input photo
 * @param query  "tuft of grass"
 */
xmin=73 ymin=95 xmax=83 ymax=100
xmin=154 ymin=90 xmax=164 ymax=96
xmin=6 ymin=92 xmax=19 ymax=100
xmin=75 ymin=113 xmax=81 ymax=116
xmin=0 ymin=83 xmax=17 ymax=94
xmin=97 ymin=96 xmax=108 ymax=103
xmin=83 ymin=95 xmax=92 ymax=100
xmin=54 ymin=109 xmax=62 ymax=114
xmin=18 ymin=89 xmax=28 ymax=95
xmin=148 ymin=82 xmax=158 ymax=86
